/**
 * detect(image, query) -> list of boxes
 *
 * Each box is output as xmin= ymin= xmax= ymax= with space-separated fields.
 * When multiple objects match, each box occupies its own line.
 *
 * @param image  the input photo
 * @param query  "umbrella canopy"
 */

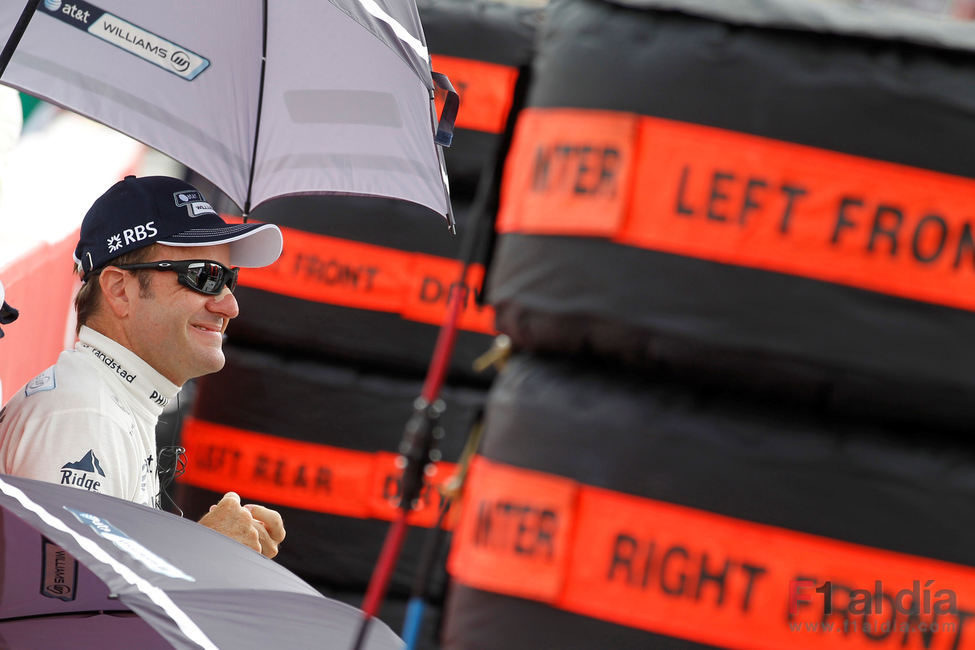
xmin=0 ymin=0 xmax=452 ymax=222
xmin=0 ymin=473 xmax=404 ymax=650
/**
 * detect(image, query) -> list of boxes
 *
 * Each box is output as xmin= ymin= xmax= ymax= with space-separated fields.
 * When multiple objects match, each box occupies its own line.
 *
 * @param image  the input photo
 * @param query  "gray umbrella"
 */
xmin=0 ymin=0 xmax=455 ymax=226
xmin=0 ymin=473 xmax=404 ymax=650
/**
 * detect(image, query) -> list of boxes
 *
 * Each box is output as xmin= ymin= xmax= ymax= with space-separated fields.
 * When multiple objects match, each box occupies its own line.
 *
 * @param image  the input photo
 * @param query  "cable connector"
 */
xmin=396 ymin=397 xmax=446 ymax=512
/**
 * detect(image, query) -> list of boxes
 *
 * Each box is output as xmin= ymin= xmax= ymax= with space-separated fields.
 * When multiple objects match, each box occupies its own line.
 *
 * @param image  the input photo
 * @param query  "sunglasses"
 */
xmin=113 ymin=259 xmax=239 ymax=295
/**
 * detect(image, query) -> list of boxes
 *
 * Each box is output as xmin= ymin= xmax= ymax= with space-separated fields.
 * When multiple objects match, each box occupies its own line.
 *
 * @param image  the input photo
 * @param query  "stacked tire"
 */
xmin=173 ymin=3 xmax=539 ymax=648
xmin=443 ymin=1 xmax=975 ymax=649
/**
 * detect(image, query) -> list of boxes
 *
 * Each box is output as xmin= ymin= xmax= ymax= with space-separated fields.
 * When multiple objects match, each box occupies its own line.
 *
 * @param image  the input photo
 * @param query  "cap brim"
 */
xmin=157 ymin=223 xmax=283 ymax=268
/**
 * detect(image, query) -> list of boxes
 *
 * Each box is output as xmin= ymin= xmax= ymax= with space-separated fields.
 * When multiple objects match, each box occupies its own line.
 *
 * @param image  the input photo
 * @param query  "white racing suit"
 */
xmin=0 ymin=326 xmax=179 ymax=507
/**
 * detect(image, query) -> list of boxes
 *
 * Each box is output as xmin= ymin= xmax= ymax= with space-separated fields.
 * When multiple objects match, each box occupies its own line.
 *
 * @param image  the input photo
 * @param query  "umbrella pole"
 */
xmin=401 ymin=417 xmax=483 ymax=650
xmin=350 ymin=195 xmax=479 ymax=650
xmin=351 ymin=61 xmax=531 ymax=650
xmin=0 ymin=0 xmax=42 ymax=80
xmin=351 ymin=375 xmax=453 ymax=650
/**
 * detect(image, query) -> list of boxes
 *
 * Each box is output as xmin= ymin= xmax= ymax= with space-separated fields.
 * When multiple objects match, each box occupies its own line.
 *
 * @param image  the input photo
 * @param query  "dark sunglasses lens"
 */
xmin=183 ymin=262 xmax=229 ymax=295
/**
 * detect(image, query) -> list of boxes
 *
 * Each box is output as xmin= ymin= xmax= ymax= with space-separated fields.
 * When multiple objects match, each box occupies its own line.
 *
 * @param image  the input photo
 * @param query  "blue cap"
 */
xmin=73 ymin=175 xmax=282 ymax=279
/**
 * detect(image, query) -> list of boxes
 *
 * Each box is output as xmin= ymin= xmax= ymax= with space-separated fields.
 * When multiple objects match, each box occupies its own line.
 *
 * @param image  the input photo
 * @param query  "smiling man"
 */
xmin=0 ymin=175 xmax=287 ymax=557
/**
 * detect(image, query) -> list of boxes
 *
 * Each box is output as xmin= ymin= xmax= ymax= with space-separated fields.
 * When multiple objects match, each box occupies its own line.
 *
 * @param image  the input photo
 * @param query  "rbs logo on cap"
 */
xmin=106 ymin=220 xmax=158 ymax=253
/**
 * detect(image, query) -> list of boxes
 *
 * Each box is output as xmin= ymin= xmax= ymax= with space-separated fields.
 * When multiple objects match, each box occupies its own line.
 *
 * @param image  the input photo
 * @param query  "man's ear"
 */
xmin=98 ymin=267 xmax=132 ymax=317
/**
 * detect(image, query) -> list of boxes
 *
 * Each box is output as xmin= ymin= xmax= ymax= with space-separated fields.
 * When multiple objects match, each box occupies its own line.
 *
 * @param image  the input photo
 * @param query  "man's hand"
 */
xmin=197 ymin=492 xmax=286 ymax=558
xmin=244 ymin=502 xmax=286 ymax=558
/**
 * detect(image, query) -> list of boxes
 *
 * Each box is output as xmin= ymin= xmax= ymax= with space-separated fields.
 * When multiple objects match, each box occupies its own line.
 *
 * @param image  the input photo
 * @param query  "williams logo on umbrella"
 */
xmin=38 ymin=0 xmax=210 ymax=81
xmin=40 ymin=539 xmax=78 ymax=601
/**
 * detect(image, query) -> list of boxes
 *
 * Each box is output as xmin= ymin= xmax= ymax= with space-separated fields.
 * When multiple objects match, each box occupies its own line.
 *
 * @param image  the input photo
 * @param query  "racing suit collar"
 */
xmin=77 ymin=326 xmax=180 ymax=414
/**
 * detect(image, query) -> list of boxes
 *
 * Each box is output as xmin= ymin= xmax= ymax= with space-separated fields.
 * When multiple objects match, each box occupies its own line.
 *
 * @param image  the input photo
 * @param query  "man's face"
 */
xmin=125 ymin=244 xmax=239 ymax=386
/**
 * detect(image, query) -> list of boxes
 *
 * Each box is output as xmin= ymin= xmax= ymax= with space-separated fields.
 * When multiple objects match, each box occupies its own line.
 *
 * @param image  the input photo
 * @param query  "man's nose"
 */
xmin=207 ymin=287 xmax=239 ymax=319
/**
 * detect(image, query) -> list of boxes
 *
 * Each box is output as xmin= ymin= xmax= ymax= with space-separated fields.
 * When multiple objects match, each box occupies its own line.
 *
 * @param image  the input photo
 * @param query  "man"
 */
xmin=0 ymin=175 xmax=286 ymax=558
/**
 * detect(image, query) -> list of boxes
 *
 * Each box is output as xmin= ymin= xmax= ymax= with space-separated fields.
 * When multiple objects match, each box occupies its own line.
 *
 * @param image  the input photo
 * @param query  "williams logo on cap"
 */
xmin=173 ymin=191 xmax=217 ymax=218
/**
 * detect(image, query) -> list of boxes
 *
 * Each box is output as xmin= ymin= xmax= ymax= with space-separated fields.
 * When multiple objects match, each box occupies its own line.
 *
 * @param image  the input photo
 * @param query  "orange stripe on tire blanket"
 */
xmin=442 ymin=354 xmax=975 ymax=650
xmin=486 ymin=0 xmax=975 ymax=411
